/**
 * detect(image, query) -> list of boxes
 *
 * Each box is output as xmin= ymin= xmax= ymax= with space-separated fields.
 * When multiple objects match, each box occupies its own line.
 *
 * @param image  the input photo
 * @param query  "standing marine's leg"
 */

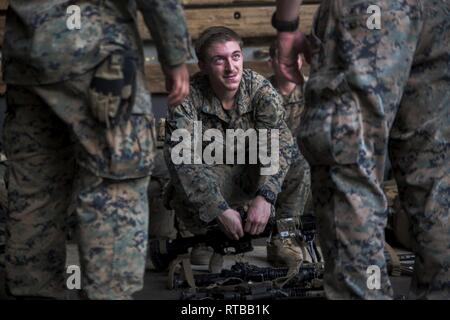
xmin=0 ymin=154 xmax=7 ymax=272
xmin=75 ymin=169 xmax=149 ymax=299
xmin=3 ymin=86 xmax=76 ymax=298
xmin=389 ymin=0 xmax=450 ymax=300
xmin=275 ymin=153 xmax=311 ymax=220
xmin=30 ymin=58 xmax=155 ymax=299
xmin=299 ymin=0 xmax=422 ymax=299
xmin=148 ymin=149 xmax=177 ymax=241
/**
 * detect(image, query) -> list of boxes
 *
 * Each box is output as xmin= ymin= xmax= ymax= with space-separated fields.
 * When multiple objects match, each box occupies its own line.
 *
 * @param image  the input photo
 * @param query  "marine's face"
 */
xmin=200 ymin=40 xmax=244 ymax=95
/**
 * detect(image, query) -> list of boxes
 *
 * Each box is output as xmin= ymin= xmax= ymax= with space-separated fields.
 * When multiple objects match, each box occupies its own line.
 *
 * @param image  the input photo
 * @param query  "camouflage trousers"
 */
xmin=299 ymin=0 xmax=450 ymax=299
xmin=3 ymin=65 xmax=155 ymax=299
xmin=0 ymin=159 xmax=6 ymax=253
xmin=169 ymin=156 xmax=310 ymax=235
xmin=275 ymin=151 xmax=311 ymax=221
xmin=148 ymin=148 xmax=177 ymax=240
xmin=0 ymin=159 xmax=6 ymax=298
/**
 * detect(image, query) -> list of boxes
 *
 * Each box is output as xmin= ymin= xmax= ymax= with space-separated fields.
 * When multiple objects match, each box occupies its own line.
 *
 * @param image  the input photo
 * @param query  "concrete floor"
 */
xmin=1 ymin=241 xmax=411 ymax=300
xmin=67 ymin=240 xmax=413 ymax=300
xmin=132 ymin=245 xmax=412 ymax=300
xmin=134 ymin=244 xmax=276 ymax=300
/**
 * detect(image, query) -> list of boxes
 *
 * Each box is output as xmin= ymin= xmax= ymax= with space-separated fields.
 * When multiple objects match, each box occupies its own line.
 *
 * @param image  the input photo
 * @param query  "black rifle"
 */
xmin=180 ymin=277 xmax=325 ymax=300
xmin=384 ymin=252 xmax=415 ymax=276
xmin=181 ymin=287 xmax=326 ymax=300
xmin=149 ymin=208 xmax=276 ymax=271
xmin=172 ymin=261 xmax=324 ymax=289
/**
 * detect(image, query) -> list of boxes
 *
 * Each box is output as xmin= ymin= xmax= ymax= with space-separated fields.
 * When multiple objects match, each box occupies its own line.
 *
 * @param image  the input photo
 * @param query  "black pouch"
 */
xmin=89 ymin=50 xmax=138 ymax=127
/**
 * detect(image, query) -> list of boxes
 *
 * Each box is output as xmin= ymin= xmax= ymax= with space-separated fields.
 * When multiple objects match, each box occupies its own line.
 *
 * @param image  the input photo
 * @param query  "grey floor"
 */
xmin=0 ymin=241 xmax=411 ymax=300
xmin=66 ymin=241 xmax=412 ymax=300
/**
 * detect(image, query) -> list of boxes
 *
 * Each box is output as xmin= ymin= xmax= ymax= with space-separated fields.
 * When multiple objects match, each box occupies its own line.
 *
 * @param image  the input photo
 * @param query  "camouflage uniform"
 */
xmin=268 ymin=76 xmax=311 ymax=221
xmin=299 ymin=0 xmax=450 ymax=299
xmin=0 ymin=154 xmax=6 ymax=254
xmin=269 ymin=76 xmax=306 ymax=139
xmin=148 ymin=120 xmax=177 ymax=241
xmin=0 ymin=154 xmax=7 ymax=298
xmin=2 ymin=0 xmax=189 ymax=299
xmin=165 ymin=69 xmax=301 ymax=233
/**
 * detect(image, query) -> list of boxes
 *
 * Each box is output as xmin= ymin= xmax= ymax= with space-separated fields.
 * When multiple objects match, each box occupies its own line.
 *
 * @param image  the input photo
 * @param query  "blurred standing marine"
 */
xmin=0 ymin=153 xmax=7 ymax=299
xmin=274 ymin=0 xmax=450 ymax=299
xmin=266 ymin=43 xmax=313 ymax=266
xmin=2 ymin=0 xmax=190 ymax=299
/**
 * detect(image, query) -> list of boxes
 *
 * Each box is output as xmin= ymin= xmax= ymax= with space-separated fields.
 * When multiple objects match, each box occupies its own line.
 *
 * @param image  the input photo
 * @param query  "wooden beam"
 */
xmin=138 ymin=4 xmax=318 ymax=40
xmin=0 ymin=16 xmax=4 ymax=48
xmin=181 ymin=0 xmax=321 ymax=6
xmin=183 ymin=0 xmax=274 ymax=5
xmin=0 ymin=3 xmax=318 ymax=46
xmin=0 ymin=0 xmax=7 ymax=11
xmin=0 ymin=0 xmax=321 ymax=9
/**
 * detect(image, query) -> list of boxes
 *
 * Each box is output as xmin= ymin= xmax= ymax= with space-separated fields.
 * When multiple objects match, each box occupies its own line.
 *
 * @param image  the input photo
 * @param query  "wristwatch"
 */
xmin=271 ymin=12 xmax=299 ymax=32
xmin=256 ymin=188 xmax=277 ymax=205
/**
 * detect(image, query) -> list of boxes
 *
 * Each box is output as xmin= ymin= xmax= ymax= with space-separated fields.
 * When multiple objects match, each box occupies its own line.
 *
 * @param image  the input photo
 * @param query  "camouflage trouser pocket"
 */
xmin=300 ymin=71 xmax=362 ymax=166
xmin=89 ymin=52 xmax=157 ymax=178
xmin=89 ymin=50 xmax=138 ymax=128
xmin=105 ymin=110 xmax=156 ymax=177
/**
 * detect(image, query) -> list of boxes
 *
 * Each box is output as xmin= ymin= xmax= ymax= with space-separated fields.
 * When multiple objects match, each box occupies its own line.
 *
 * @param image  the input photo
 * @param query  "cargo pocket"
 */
xmin=300 ymin=71 xmax=362 ymax=166
xmin=88 ymin=50 xmax=138 ymax=128
xmin=104 ymin=72 xmax=157 ymax=178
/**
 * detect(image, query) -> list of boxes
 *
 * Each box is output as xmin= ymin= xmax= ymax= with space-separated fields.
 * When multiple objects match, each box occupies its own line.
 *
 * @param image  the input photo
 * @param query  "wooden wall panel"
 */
xmin=0 ymin=15 xmax=4 ymax=48
xmin=138 ymin=5 xmax=318 ymax=40
xmin=182 ymin=0 xmax=321 ymax=6
xmin=0 ymin=0 xmax=5 ymax=95
xmin=0 ymin=0 xmax=7 ymax=11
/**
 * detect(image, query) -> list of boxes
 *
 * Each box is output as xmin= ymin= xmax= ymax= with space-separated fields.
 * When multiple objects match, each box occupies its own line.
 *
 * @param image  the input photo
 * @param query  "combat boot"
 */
xmin=267 ymin=236 xmax=303 ymax=268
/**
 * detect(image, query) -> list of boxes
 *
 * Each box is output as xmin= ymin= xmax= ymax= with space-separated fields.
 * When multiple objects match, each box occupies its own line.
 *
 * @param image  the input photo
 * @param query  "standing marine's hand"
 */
xmin=162 ymin=64 xmax=190 ymax=107
xmin=244 ymin=196 xmax=272 ymax=235
xmin=277 ymin=30 xmax=310 ymax=84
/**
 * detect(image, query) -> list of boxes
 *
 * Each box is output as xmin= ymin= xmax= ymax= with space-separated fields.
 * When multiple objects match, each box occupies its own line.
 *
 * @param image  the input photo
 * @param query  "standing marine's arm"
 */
xmin=136 ymin=0 xmax=190 ymax=67
xmin=274 ymin=0 xmax=309 ymax=83
xmin=275 ymin=0 xmax=303 ymax=21
xmin=136 ymin=0 xmax=191 ymax=105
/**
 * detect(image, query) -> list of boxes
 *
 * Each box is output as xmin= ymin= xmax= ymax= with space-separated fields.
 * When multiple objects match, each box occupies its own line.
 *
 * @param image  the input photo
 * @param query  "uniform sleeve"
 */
xmin=252 ymin=78 xmax=300 ymax=204
xmin=136 ymin=0 xmax=191 ymax=66
xmin=164 ymin=96 xmax=230 ymax=223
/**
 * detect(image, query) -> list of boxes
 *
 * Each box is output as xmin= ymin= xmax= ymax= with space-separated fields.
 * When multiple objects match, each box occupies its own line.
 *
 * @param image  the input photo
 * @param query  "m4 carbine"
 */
xmin=149 ymin=208 xmax=275 ymax=271
xmin=180 ymin=279 xmax=326 ymax=300
xmin=149 ymin=211 xmax=322 ymax=271
xmin=172 ymin=261 xmax=324 ymax=289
